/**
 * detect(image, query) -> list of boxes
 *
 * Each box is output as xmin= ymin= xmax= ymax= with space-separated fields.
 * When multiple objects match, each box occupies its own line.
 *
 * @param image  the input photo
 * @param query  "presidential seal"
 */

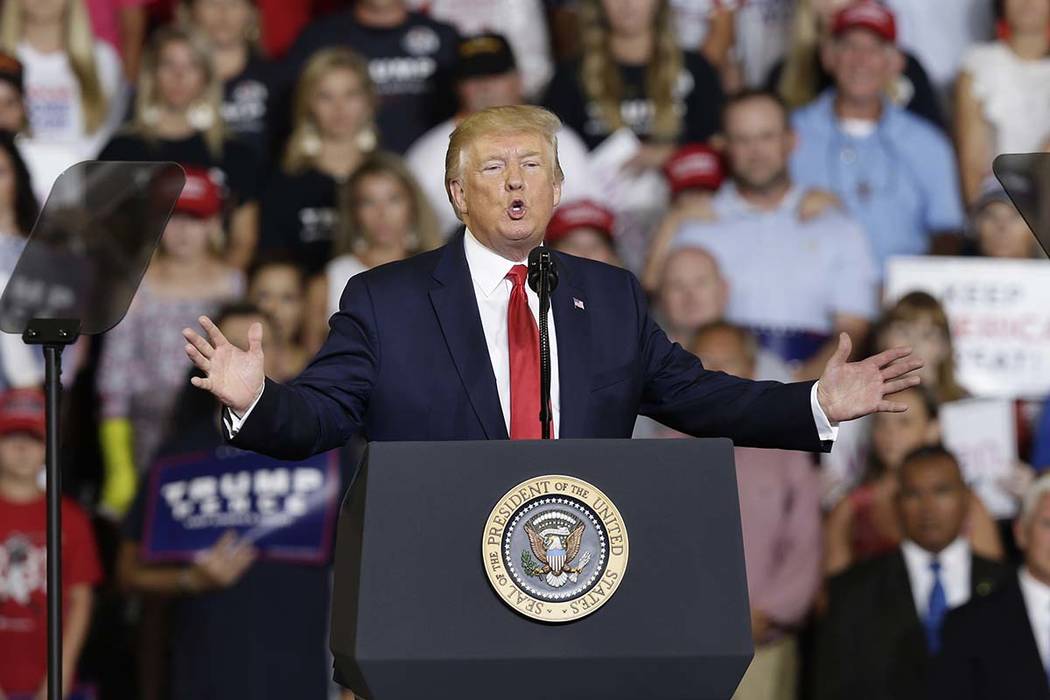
xmin=482 ymin=475 xmax=629 ymax=622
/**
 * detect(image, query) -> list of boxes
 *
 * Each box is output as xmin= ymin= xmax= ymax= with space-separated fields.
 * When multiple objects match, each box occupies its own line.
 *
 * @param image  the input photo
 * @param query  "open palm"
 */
xmin=817 ymin=333 xmax=924 ymax=424
xmin=182 ymin=316 xmax=265 ymax=415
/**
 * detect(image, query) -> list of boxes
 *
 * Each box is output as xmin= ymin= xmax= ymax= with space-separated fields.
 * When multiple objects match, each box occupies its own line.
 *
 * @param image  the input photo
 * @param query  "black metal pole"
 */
xmin=44 ymin=344 xmax=63 ymax=700
xmin=538 ymin=278 xmax=552 ymax=439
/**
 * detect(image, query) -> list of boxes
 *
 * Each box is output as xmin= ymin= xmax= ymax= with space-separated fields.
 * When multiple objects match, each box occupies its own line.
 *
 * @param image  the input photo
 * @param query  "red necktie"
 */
xmin=506 ymin=264 xmax=543 ymax=439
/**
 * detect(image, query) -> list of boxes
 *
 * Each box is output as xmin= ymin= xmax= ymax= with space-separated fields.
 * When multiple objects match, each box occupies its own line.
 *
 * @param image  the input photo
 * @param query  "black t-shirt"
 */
xmin=281 ymin=10 xmax=460 ymax=154
xmin=764 ymin=50 xmax=945 ymax=131
xmin=222 ymin=54 xmax=275 ymax=163
xmin=258 ymin=167 xmax=340 ymax=275
xmin=543 ymin=51 xmax=725 ymax=151
xmin=99 ymin=131 xmax=262 ymax=206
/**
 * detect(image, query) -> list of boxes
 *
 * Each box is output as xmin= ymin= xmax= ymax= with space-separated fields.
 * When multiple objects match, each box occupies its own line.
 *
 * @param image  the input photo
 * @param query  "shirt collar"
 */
xmin=463 ymin=227 xmax=524 ymax=297
xmin=901 ymin=537 xmax=970 ymax=572
xmin=718 ymin=182 xmax=803 ymax=218
xmin=1020 ymin=566 xmax=1050 ymax=611
xmin=816 ymin=89 xmax=899 ymax=133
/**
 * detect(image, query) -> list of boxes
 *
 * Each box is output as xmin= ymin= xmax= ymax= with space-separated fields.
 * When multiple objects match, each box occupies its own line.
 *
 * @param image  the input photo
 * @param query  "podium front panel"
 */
xmin=331 ymin=438 xmax=753 ymax=700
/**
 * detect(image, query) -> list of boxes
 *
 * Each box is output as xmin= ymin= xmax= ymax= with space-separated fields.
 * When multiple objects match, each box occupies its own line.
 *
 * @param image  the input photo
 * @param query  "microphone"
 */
xmin=527 ymin=247 xmax=556 ymax=439
xmin=527 ymin=246 xmax=558 ymax=294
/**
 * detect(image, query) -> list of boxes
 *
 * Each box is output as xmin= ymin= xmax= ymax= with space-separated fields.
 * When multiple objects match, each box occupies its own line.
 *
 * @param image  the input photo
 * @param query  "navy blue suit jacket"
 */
xmin=231 ymin=232 xmax=830 ymax=459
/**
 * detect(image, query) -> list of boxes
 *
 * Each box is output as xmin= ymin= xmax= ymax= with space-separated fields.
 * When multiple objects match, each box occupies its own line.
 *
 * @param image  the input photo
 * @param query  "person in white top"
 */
xmin=955 ymin=0 xmax=1050 ymax=205
xmin=304 ymin=152 xmax=443 ymax=352
xmin=180 ymin=105 xmax=921 ymax=465
xmin=0 ymin=0 xmax=125 ymax=163
xmin=405 ymin=32 xmax=596 ymax=237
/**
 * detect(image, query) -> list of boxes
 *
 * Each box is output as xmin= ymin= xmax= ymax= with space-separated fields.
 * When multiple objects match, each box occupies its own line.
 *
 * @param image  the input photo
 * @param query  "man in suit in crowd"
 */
xmin=933 ymin=473 xmax=1050 ymax=699
xmin=182 ymin=105 xmax=921 ymax=459
xmin=814 ymin=446 xmax=1007 ymax=700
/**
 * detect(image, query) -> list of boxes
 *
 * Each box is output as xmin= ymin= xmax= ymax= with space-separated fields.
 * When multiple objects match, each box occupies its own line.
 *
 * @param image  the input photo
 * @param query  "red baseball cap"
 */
xmin=174 ymin=166 xmax=225 ymax=218
xmin=0 ymin=388 xmax=45 ymax=440
xmin=546 ymin=200 xmax=615 ymax=245
xmin=663 ymin=144 xmax=724 ymax=196
xmin=832 ymin=1 xmax=897 ymax=43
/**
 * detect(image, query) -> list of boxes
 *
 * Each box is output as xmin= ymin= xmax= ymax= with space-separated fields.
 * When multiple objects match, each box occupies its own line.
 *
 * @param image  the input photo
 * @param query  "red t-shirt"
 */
xmin=0 ymin=495 xmax=102 ymax=694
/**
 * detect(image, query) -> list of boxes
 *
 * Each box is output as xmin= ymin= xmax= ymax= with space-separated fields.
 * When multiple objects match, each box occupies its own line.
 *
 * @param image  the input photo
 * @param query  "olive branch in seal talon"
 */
xmin=521 ymin=550 xmax=543 ymax=577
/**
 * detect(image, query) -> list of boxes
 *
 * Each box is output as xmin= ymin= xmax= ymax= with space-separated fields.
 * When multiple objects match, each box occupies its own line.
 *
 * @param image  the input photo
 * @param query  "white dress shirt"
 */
xmin=227 ymin=230 xmax=839 ymax=442
xmin=1020 ymin=566 xmax=1050 ymax=669
xmin=901 ymin=538 xmax=972 ymax=618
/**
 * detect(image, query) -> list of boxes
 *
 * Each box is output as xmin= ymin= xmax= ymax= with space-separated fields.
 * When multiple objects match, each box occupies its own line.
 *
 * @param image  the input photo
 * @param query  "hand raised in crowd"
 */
xmin=188 ymin=531 xmax=257 ymax=591
xmin=817 ymin=333 xmax=924 ymax=424
xmin=183 ymin=316 xmax=265 ymax=415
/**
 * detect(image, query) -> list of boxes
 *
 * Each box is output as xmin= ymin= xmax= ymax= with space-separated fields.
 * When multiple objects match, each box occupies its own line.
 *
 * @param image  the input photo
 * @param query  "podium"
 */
xmin=331 ymin=438 xmax=753 ymax=700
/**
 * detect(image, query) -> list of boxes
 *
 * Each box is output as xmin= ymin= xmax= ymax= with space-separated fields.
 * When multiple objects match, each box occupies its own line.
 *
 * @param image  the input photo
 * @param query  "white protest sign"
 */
xmin=885 ymin=256 xmax=1050 ymax=399
xmin=939 ymin=398 xmax=1018 ymax=519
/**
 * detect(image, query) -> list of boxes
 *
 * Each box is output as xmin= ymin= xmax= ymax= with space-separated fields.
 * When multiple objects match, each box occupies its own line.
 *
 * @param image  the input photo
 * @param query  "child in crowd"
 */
xmin=0 ymin=389 xmax=101 ymax=698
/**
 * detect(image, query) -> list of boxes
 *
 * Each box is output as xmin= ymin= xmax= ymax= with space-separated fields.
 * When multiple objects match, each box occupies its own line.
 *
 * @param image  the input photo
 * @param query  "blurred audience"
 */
xmin=884 ymin=0 xmax=992 ymax=97
xmin=934 ymin=472 xmax=1050 ymax=699
xmin=956 ymin=0 xmax=1050 ymax=205
xmin=668 ymin=0 xmax=736 ymax=75
xmin=544 ymin=0 xmax=723 ymax=154
xmin=306 ymin=152 xmax=441 ymax=350
xmin=0 ymin=0 xmax=126 ymax=157
xmin=86 ymin=0 xmax=147 ymax=82
xmin=824 ymin=387 xmax=1002 ymax=576
xmin=99 ymin=26 xmax=261 ymax=269
xmin=281 ymin=0 xmax=460 ymax=154
xmin=0 ymin=53 xmax=27 ymax=133
xmin=815 ymin=445 xmax=1008 ymax=700
xmin=0 ymin=389 xmax=101 ymax=699
xmin=642 ymin=142 xmax=722 ymax=291
xmin=182 ymin=0 xmax=275 ymax=161
xmin=405 ymin=0 xmax=554 ymax=100
xmin=674 ymin=90 xmax=876 ymax=378
xmin=118 ymin=305 xmax=338 ymax=700
xmin=790 ymin=2 xmax=965 ymax=272
xmin=972 ymin=176 xmax=1040 ymax=259
xmin=769 ymin=0 xmax=943 ymax=129
xmin=694 ymin=322 xmax=822 ymax=700
xmin=96 ymin=166 xmax=242 ymax=517
xmin=259 ymin=48 xmax=376 ymax=275
xmin=247 ymin=255 xmax=310 ymax=380
xmin=406 ymin=32 xmax=596 ymax=236
xmin=545 ymin=199 xmax=621 ymax=267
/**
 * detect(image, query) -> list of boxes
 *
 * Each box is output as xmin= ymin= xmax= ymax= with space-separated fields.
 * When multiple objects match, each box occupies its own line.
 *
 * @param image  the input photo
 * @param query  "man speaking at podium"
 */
xmin=182 ymin=105 xmax=921 ymax=458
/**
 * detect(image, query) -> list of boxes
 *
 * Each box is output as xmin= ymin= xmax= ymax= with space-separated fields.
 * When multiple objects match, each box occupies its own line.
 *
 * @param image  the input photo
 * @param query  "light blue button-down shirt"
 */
xmin=789 ymin=91 xmax=965 ymax=275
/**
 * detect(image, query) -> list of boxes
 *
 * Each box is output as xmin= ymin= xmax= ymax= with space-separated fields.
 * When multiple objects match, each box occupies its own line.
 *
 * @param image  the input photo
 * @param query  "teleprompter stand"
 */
xmin=0 ymin=162 xmax=185 ymax=700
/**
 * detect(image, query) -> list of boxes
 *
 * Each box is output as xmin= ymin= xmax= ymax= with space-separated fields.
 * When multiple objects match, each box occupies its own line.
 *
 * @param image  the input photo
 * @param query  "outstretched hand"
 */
xmin=817 ymin=333 xmax=924 ymax=424
xmin=182 ymin=316 xmax=265 ymax=415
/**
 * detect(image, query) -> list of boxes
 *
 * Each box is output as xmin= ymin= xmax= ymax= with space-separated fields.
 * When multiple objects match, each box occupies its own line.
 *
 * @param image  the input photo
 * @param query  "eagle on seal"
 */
xmin=524 ymin=520 xmax=590 ymax=588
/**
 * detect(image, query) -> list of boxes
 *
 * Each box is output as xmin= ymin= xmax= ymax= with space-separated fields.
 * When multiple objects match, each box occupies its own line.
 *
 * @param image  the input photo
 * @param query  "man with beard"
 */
xmin=673 ymin=89 xmax=878 ymax=379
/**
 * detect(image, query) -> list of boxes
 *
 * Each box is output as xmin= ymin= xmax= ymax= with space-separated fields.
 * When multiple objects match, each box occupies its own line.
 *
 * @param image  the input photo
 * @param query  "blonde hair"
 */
xmin=777 ymin=0 xmax=824 ymax=110
xmin=578 ymin=0 xmax=682 ymax=142
xmin=283 ymin=47 xmax=375 ymax=174
xmin=177 ymin=0 xmax=260 ymax=49
xmin=876 ymin=291 xmax=969 ymax=403
xmin=133 ymin=26 xmax=226 ymax=157
xmin=444 ymin=105 xmax=565 ymax=221
xmin=0 ymin=0 xmax=108 ymax=133
xmin=335 ymin=152 xmax=442 ymax=257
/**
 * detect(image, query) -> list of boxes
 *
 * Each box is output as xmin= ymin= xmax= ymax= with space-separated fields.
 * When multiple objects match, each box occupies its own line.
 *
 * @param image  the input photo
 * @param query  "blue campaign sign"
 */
xmin=141 ymin=448 xmax=341 ymax=565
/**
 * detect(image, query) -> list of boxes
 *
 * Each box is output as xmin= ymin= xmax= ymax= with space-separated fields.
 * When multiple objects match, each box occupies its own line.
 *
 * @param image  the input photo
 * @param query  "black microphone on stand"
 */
xmin=527 ymin=246 xmax=558 ymax=439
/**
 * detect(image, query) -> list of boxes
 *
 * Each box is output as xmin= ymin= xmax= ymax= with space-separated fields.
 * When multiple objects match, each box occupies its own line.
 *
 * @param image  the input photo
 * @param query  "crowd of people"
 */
xmin=1 ymin=0 xmax=1050 ymax=698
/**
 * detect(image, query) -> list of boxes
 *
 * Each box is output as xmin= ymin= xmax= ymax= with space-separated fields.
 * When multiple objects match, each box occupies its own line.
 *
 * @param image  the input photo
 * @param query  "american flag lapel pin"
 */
xmin=573 ymin=297 xmax=585 ymax=310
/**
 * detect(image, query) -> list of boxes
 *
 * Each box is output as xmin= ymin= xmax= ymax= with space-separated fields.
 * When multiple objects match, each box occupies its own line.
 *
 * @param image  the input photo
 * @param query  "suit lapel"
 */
xmin=428 ymin=232 xmax=508 ymax=440
xmin=1001 ymin=578 xmax=1050 ymax=693
xmin=550 ymin=252 xmax=591 ymax=438
xmin=886 ymin=550 xmax=929 ymax=659
xmin=969 ymin=555 xmax=1003 ymax=600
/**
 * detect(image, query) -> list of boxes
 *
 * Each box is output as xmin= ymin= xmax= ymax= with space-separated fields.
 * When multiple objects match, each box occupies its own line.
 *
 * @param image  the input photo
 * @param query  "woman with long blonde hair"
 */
xmin=258 ymin=47 xmax=378 ymax=276
xmin=99 ymin=25 xmax=261 ymax=270
xmin=0 ymin=0 xmax=125 ymax=158
xmin=765 ymin=0 xmax=943 ymax=128
xmin=543 ymin=0 xmax=723 ymax=163
xmin=304 ymin=152 xmax=440 ymax=351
